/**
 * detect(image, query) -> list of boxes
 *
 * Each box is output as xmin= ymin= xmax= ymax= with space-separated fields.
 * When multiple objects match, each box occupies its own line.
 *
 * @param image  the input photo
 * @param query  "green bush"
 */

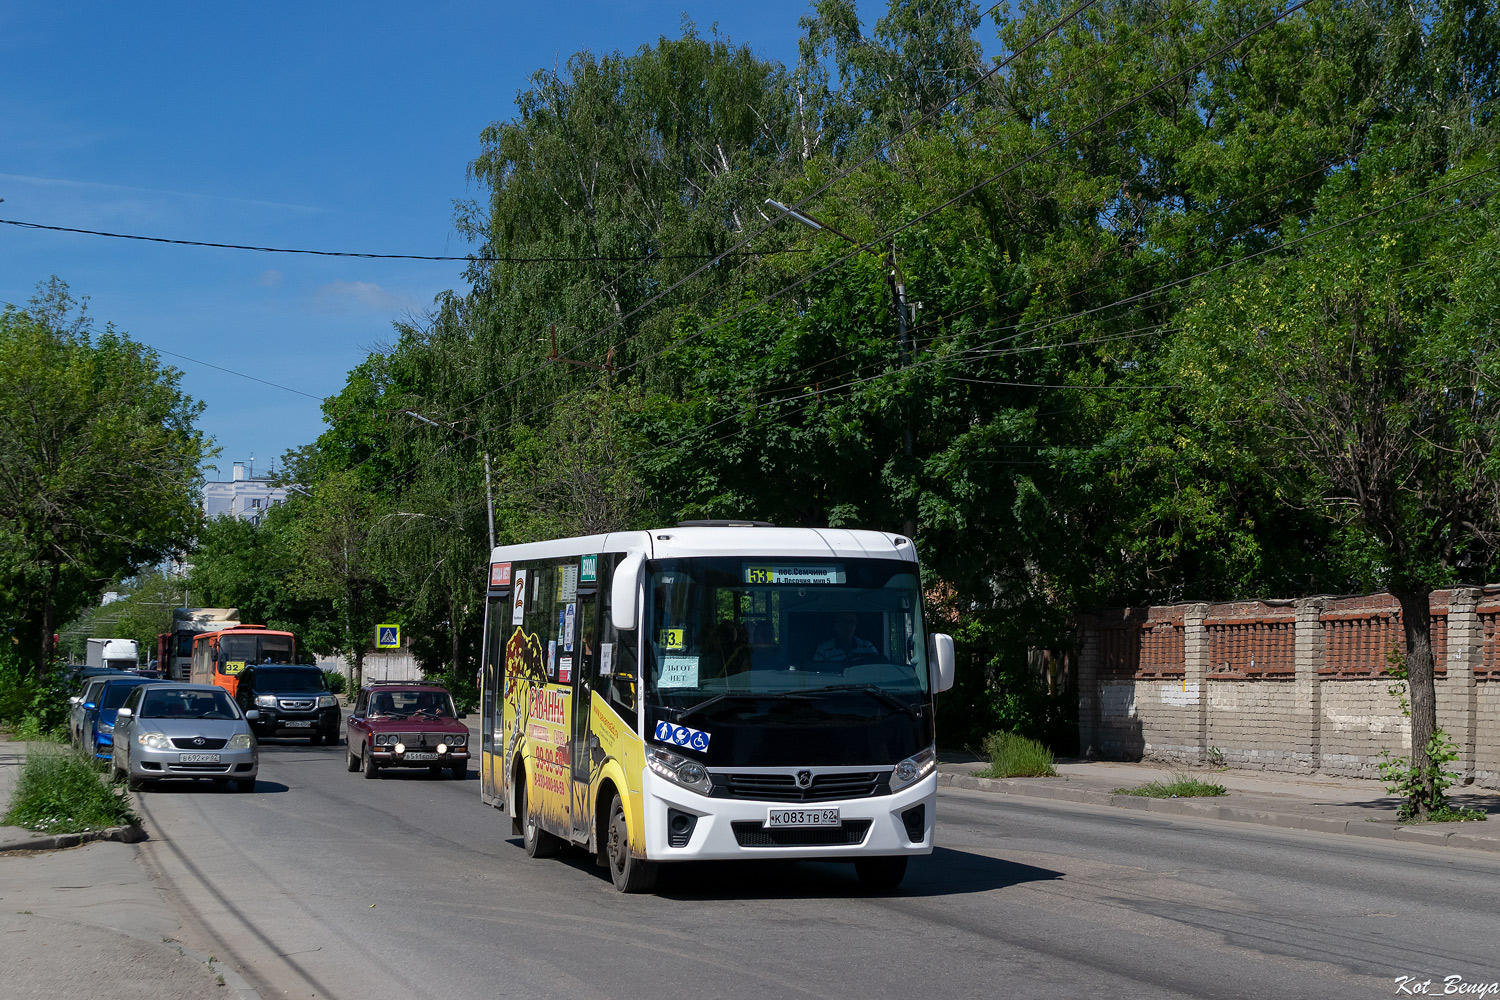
xmin=322 ymin=669 xmax=346 ymax=695
xmin=3 ymin=746 xmax=139 ymax=834
xmin=980 ymin=731 xmax=1057 ymax=778
xmin=432 ymin=666 xmax=478 ymax=715
xmin=1114 ymin=773 xmax=1227 ymax=798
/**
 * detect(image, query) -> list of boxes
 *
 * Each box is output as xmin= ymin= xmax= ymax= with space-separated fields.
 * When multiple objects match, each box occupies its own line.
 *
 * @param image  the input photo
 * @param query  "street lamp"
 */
xmin=399 ymin=410 xmax=496 ymax=552
xmin=765 ymin=199 xmax=916 ymax=537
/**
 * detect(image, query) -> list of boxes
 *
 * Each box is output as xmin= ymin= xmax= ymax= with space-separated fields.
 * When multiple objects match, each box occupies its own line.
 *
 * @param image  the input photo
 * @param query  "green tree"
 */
xmin=0 ymin=279 xmax=206 ymax=677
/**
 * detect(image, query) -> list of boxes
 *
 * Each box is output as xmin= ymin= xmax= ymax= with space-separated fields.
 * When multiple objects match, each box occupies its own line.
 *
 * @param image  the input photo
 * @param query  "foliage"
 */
xmin=321 ymin=670 xmax=346 ymax=695
xmin=1378 ymin=730 xmax=1488 ymax=823
xmin=0 ymin=654 xmax=73 ymax=734
xmin=979 ymin=730 xmax=1057 ymax=778
xmin=430 ymin=665 xmax=478 ymax=715
xmin=0 ymin=279 xmax=207 ymax=678
xmin=3 ymin=744 xmax=139 ymax=834
xmin=1113 ymin=774 xmax=1227 ymax=798
xmin=59 ymin=568 xmax=185 ymax=664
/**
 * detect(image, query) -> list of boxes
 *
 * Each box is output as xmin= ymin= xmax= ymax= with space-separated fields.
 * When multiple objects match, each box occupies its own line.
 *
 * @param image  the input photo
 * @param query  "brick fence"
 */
xmin=1077 ymin=587 xmax=1500 ymax=789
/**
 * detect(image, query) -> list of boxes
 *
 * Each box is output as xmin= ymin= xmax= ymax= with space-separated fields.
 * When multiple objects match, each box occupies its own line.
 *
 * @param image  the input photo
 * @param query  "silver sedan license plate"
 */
xmin=765 ymin=807 xmax=840 ymax=828
xmin=179 ymin=753 xmax=220 ymax=763
xmin=404 ymin=751 xmax=439 ymax=761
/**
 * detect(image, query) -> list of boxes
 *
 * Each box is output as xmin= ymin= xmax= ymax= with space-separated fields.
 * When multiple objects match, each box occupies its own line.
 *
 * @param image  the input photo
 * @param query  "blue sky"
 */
xmin=0 ymin=1 xmax=896 ymax=480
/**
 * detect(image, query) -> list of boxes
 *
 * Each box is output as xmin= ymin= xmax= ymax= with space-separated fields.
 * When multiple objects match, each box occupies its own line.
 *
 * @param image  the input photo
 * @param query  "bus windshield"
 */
xmin=642 ymin=557 xmax=928 ymax=709
xmin=221 ymin=634 xmax=295 ymax=665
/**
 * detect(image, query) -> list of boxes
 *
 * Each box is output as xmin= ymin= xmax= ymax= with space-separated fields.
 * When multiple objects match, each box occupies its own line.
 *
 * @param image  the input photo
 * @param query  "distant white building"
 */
xmin=202 ymin=460 xmax=290 ymax=526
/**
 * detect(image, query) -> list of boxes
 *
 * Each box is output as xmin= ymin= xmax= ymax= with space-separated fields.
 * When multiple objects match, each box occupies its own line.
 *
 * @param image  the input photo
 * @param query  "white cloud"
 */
xmin=309 ymin=280 xmax=417 ymax=314
xmin=258 ymin=269 xmax=284 ymax=288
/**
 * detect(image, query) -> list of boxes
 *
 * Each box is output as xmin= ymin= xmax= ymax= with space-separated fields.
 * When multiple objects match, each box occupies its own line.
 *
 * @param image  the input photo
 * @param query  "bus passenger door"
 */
xmin=480 ymin=594 xmax=507 ymax=807
xmin=569 ymin=588 xmax=598 ymax=843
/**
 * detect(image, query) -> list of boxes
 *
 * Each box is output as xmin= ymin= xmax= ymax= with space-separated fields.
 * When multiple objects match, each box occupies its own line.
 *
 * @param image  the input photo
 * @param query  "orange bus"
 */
xmin=190 ymin=625 xmax=297 ymax=698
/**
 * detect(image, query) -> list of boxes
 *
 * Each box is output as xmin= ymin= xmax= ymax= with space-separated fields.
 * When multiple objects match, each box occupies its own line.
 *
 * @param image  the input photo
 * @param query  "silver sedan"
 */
xmin=111 ymin=683 xmax=260 ymax=792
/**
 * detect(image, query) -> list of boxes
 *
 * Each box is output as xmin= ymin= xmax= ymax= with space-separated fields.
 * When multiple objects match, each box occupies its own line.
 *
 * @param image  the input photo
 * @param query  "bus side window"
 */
xmin=599 ymin=554 xmax=637 ymax=722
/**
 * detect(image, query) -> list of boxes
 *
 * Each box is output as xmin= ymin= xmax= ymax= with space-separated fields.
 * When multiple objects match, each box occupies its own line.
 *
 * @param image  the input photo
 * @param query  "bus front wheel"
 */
xmin=606 ymin=792 xmax=657 ymax=893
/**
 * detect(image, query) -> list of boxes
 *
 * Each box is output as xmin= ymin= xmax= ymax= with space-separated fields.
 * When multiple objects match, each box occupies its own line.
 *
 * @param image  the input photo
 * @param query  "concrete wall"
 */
xmin=1078 ymin=587 xmax=1500 ymax=789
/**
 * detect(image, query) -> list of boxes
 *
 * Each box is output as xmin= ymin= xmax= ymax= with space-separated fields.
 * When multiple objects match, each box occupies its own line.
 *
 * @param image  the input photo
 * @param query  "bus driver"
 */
xmin=813 ymin=612 xmax=877 ymax=664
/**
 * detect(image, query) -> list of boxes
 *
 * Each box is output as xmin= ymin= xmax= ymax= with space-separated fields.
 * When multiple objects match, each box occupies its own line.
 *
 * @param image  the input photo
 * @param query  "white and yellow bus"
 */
xmin=477 ymin=524 xmax=955 ymax=892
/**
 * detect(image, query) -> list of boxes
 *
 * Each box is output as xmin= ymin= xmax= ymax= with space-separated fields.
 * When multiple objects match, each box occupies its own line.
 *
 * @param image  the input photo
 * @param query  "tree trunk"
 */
xmin=36 ymin=559 xmax=60 ymax=681
xmin=1393 ymin=587 xmax=1439 ymax=820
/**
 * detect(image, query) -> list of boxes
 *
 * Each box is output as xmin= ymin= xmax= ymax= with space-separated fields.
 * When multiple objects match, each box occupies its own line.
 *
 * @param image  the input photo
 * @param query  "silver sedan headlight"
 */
xmin=228 ymin=733 xmax=254 ymax=749
xmin=890 ymin=745 xmax=937 ymax=792
xmin=137 ymin=732 xmax=171 ymax=750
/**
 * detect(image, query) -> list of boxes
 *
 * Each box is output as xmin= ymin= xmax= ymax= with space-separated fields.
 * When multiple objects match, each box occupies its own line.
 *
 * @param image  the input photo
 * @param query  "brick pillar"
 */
xmin=1183 ymin=603 xmax=1209 ymax=764
xmin=1445 ymin=588 xmax=1482 ymax=779
xmin=1076 ymin=618 xmax=1101 ymax=759
xmin=1294 ymin=597 xmax=1328 ymax=774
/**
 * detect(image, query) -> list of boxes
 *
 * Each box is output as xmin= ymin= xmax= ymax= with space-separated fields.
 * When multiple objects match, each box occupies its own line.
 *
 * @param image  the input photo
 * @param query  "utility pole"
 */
xmin=400 ymin=410 xmax=495 ymax=551
xmin=766 ymin=200 xmax=918 ymax=538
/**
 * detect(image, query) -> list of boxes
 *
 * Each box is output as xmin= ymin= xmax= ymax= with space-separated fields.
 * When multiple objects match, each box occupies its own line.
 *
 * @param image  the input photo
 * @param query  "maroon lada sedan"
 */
xmin=346 ymin=682 xmax=470 ymax=780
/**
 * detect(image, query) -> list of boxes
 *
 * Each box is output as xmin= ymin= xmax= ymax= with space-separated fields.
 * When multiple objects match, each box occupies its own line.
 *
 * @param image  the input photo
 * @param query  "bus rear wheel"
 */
xmin=854 ymin=856 xmax=907 ymax=891
xmin=520 ymin=778 xmax=561 ymax=858
xmin=606 ymin=792 xmax=657 ymax=893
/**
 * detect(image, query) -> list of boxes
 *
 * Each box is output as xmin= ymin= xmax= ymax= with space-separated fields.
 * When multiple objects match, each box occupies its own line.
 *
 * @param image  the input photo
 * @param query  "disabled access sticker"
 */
xmin=654 ymin=720 xmax=711 ymax=753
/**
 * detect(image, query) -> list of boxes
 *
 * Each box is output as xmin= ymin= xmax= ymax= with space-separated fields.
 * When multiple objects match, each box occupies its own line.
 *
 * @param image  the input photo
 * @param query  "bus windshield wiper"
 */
xmin=792 ymin=684 xmax=918 ymax=720
xmin=672 ymin=689 xmax=807 ymax=723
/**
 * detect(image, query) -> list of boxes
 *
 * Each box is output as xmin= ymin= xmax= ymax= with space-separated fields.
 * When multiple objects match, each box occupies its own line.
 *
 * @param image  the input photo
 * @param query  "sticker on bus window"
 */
xmin=658 ymin=628 xmax=685 ymax=650
xmin=559 ymin=656 xmax=572 ymax=683
xmin=599 ymin=643 xmax=613 ymax=677
xmin=558 ymin=564 xmax=578 ymax=603
xmin=223 ymin=660 xmax=246 ymax=675
xmin=564 ymin=603 xmax=575 ymax=652
xmin=490 ymin=562 xmax=511 ymax=587
xmin=654 ymin=720 xmax=711 ymax=752
xmin=512 ymin=569 xmax=529 ymax=624
xmin=743 ymin=564 xmax=846 ymax=585
xmin=580 ymin=554 xmax=598 ymax=583
xmin=658 ymin=655 xmax=699 ymax=689
xmin=547 ymin=640 xmax=557 ymax=679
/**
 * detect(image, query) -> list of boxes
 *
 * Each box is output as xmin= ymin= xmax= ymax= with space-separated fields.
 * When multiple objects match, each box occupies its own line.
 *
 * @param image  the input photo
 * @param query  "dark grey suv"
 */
xmin=234 ymin=665 xmax=341 ymax=744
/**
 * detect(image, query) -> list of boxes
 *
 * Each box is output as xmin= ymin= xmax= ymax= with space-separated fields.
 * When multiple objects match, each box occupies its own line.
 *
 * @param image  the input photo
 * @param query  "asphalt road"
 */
xmin=130 ymin=740 xmax=1500 ymax=1000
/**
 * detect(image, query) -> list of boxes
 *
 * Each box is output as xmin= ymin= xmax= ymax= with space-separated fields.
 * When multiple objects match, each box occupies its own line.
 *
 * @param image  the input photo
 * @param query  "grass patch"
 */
xmin=1429 ymin=804 xmax=1489 ymax=822
xmin=1113 ymin=772 xmax=1227 ymax=798
xmin=11 ymin=714 xmax=68 ymax=743
xmin=978 ymin=731 xmax=1057 ymax=778
xmin=3 ymin=745 xmax=138 ymax=834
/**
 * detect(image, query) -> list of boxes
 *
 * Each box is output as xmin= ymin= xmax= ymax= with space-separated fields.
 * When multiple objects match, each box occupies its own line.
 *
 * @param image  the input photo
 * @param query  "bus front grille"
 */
xmin=730 ymin=820 xmax=873 ymax=847
xmin=717 ymin=771 xmax=889 ymax=802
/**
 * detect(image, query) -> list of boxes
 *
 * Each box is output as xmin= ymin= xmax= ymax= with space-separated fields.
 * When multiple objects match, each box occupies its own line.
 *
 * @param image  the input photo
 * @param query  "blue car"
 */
xmin=89 ymin=676 xmax=163 ymax=759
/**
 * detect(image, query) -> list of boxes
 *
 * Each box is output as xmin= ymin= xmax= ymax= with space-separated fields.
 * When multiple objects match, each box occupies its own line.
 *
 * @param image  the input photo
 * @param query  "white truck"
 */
xmin=86 ymin=637 xmax=140 ymax=672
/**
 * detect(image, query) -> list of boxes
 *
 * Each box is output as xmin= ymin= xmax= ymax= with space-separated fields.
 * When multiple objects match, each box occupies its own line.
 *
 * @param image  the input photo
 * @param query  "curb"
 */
xmin=936 ymin=772 xmax=1500 ymax=853
xmin=0 ymin=822 xmax=146 ymax=853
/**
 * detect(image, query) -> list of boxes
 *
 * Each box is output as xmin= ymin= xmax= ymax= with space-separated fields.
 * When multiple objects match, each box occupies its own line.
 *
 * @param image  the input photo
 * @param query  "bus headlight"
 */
xmin=890 ymin=745 xmax=936 ymax=792
xmin=647 ymin=747 xmax=712 ymax=796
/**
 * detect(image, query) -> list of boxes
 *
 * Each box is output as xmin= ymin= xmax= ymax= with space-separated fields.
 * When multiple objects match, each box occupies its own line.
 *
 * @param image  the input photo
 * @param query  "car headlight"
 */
xmin=647 ymin=747 xmax=712 ymax=795
xmin=317 ymin=695 xmax=337 ymax=708
xmin=98 ymin=721 xmax=115 ymax=734
xmin=394 ymin=742 xmax=406 ymax=754
xmin=255 ymin=694 xmax=276 ymax=708
xmin=890 ymin=745 xmax=937 ymax=792
xmin=137 ymin=732 xmax=171 ymax=750
xmin=228 ymin=733 xmax=253 ymax=749
xmin=374 ymin=734 xmax=396 ymax=746
xmin=447 ymin=733 xmax=466 ymax=747
xmin=436 ymin=743 xmax=448 ymax=754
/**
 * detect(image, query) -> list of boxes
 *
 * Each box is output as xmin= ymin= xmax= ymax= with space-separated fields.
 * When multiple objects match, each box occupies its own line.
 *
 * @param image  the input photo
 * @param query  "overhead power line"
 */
xmin=0 ymin=217 xmax=814 ymax=263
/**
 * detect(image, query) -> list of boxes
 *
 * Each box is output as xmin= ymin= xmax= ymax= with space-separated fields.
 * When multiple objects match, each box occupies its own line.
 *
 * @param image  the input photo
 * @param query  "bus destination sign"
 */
xmin=742 ymin=564 xmax=845 ymax=585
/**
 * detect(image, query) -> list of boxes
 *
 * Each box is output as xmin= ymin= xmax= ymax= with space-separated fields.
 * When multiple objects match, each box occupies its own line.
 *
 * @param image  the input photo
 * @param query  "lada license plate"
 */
xmin=179 ymin=753 xmax=220 ymax=763
xmin=285 ymin=720 xmax=314 ymax=728
xmin=404 ymin=751 xmax=439 ymax=761
xmin=765 ymin=807 xmax=840 ymax=828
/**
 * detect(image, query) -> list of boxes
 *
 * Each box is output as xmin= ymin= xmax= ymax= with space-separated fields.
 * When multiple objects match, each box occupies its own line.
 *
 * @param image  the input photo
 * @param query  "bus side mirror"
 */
xmin=611 ymin=551 xmax=644 ymax=632
xmin=928 ymin=633 xmax=955 ymax=693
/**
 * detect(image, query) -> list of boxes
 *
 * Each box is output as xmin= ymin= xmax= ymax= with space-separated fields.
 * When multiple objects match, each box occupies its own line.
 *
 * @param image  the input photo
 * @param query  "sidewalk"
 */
xmin=938 ymin=755 xmax=1500 ymax=852
xmin=0 ymin=736 xmax=258 ymax=999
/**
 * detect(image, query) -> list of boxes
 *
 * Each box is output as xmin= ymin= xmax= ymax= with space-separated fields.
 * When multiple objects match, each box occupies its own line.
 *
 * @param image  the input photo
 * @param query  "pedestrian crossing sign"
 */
xmin=376 ymin=624 xmax=401 ymax=649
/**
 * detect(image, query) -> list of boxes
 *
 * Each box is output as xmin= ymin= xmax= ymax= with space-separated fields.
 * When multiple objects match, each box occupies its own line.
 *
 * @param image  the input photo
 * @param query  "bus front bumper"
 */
xmin=640 ymin=768 xmax=937 ymax=862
